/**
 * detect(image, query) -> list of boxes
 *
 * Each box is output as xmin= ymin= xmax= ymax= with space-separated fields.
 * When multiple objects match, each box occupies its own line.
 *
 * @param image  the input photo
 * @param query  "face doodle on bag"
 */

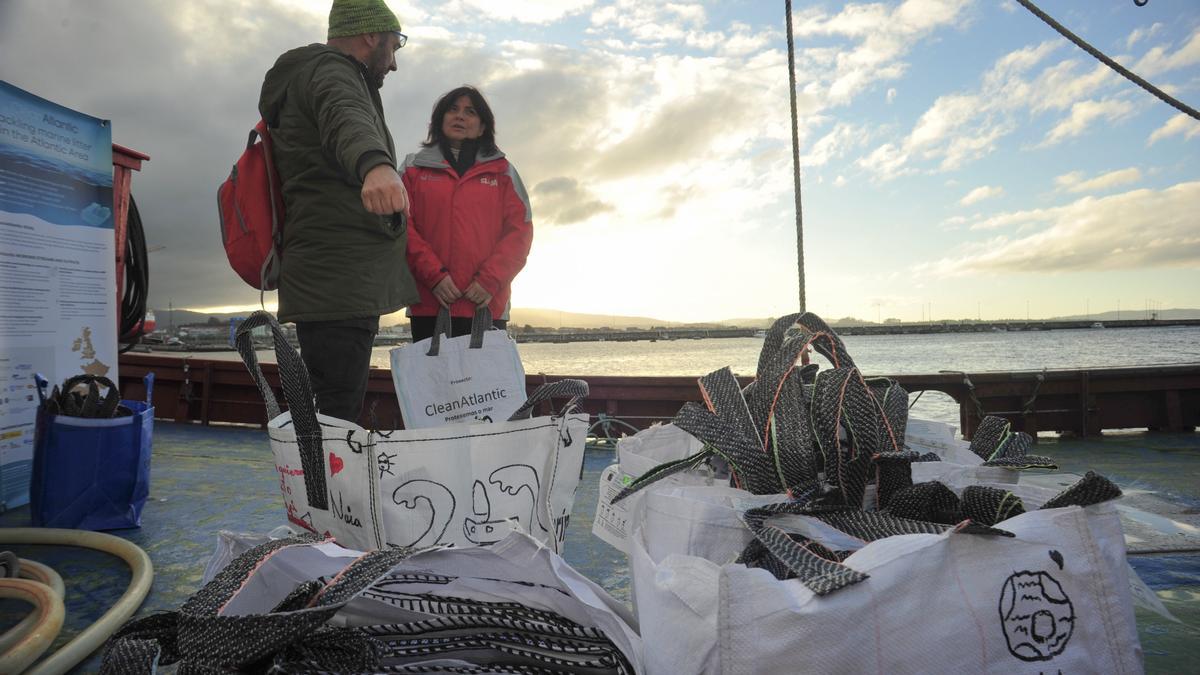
xmin=377 ymin=451 xmax=397 ymax=477
xmin=463 ymin=464 xmax=546 ymax=545
xmin=998 ymin=557 xmax=1076 ymax=662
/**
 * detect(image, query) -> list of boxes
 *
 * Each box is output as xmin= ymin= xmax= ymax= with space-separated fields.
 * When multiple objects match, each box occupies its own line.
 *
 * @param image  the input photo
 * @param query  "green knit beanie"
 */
xmin=327 ymin=0 xmax=401 ymax=39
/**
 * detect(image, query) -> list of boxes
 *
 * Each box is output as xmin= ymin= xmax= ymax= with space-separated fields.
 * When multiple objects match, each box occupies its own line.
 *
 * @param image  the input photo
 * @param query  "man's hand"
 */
xmin=361 ymin=164 xmax=410 ymax=218
xmin=432 ymin=276 xmax=462 ymax=307
xmin=463 ymin=280 xmax=492 ymax=307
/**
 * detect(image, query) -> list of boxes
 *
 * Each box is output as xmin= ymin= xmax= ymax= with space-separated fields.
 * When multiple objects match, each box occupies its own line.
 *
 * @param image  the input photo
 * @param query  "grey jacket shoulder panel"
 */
xmin=409 ymin=145 xmax=447 ymax=169
xmin=505 ymin=163 xmax=532 ymax=223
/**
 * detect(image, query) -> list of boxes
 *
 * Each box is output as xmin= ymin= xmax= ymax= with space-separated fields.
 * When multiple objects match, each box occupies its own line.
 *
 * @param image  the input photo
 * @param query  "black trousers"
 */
xmin=410 ymin=316 xmax=508 ymax=342
xmin=295 ymin=316 xmax=379 ymax=423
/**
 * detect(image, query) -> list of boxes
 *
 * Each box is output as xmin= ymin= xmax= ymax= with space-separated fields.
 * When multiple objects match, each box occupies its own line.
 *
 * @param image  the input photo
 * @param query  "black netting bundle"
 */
xmin=611 ymin=312 xmax=1123 ymax=594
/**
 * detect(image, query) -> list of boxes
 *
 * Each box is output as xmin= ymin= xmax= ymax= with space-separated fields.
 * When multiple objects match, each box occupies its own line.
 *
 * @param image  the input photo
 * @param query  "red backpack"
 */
xmin=218 ymin=120 xmax=285 ymax=291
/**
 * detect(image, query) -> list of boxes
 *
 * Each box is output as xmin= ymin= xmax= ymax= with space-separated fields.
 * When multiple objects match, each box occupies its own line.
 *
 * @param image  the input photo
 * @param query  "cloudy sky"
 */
xmin=1 ymin=0 xmax=1197 ymax=323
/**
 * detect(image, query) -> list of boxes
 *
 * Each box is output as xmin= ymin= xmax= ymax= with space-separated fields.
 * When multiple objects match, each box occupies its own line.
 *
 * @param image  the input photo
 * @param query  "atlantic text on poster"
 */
xmin=0 ymin=80 xmax=116 ymax=509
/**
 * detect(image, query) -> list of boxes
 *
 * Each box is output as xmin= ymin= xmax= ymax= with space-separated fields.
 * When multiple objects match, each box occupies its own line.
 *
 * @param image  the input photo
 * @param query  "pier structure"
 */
xmin=118 ymin=354 xmax=1198 ymax=440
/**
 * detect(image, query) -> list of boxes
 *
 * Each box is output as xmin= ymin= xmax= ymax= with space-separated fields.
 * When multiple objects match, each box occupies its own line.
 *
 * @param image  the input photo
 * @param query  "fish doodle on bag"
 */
xmin=386 ymin=464 xmax=549 ymax=548
xmin=464 ymin=464 xmax=546 ymax=545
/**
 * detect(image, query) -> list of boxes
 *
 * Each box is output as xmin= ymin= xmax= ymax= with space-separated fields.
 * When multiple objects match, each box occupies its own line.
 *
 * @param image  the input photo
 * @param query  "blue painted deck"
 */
xmin=1 ymin=421 xmax=1197 ymax=672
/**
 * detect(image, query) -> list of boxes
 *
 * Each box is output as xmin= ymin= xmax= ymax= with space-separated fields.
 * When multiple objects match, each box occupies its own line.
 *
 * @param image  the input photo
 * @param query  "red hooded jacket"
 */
xmin=400 ymin=145 xmax=533 ymax=318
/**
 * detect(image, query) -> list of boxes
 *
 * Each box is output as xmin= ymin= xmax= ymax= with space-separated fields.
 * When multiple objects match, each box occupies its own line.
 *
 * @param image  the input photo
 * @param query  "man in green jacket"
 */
xmin=259 ymin=0 xmax=419 ymax=422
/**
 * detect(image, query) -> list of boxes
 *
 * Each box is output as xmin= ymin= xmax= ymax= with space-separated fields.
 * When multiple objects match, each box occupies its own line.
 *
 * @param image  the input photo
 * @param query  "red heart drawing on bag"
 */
xmin=329 ymin=452 xmax=344 ymax=475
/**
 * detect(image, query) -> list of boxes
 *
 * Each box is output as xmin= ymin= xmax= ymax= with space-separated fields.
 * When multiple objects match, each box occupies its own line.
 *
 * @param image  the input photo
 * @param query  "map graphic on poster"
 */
xmin=0 ymin=80 xmax=116 ymax=510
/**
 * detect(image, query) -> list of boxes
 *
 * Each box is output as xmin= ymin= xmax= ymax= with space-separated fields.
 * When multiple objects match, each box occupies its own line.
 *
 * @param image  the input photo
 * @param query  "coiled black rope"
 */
xmin=118 ymin=194 xmax=149 ymax=353
xmin=42 ymin=375 xmax=132 ymax=418
xmin=1015 ymin=0 xmax=1199 ymax=121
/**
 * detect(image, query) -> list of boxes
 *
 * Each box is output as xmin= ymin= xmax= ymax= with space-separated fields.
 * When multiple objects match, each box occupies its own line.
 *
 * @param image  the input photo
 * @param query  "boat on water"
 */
xmin=1092 ymin=321 xmax=1106 ymax=329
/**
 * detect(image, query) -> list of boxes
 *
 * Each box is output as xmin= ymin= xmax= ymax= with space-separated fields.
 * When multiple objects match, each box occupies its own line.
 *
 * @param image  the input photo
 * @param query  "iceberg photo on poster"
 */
xmin=0 ymin=80 xmax=116 ymax=509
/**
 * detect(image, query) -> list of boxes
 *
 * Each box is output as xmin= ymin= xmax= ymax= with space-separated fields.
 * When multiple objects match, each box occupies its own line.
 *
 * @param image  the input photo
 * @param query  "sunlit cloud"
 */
xmin=916 ymin=182 xmax=1200 ymax=276
xmin=789 ymin=0 xmax=972 ymax=106
xmin=857 ymin=142 xmax=912 ymax=179
xmin=1041 ymin=98 xmax=1136 ymax=145
xmin=448 ymin=0 xmax=595 ymax=25
xmin=1147 ymin=112 xmax=1200 ymax=145
xmin=959 ymin=185 xmax=1004 ymax=205
xmin=187 ymin=302 xmax=279 ymax=314
xmin=530 ymin=177 xmax=613 ymax=226
xmin=2 ymin=0 xmax=1194 ymax=324
xmin=802 ymin=122 xmax=864 ymax=167
xmin=1126 ymin=23 xmax=1164 ymax=50
xmin=1133 ymin=28 xmax=1200 ymax=78
xmin=856 ymin=36 xmax=1143 ymax=179
xmin=1054 ymin=167 xmax=1142 ymax=194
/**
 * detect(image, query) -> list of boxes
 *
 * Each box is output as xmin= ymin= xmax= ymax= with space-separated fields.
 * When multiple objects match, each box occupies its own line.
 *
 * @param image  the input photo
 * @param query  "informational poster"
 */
xmin=0 ymin=81 xmax=116 ymax=510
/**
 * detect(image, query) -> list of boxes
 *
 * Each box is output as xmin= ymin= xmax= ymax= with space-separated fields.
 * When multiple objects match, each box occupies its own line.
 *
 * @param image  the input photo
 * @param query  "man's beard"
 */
xmin=368 ymin=42 xmax=390 ymax=88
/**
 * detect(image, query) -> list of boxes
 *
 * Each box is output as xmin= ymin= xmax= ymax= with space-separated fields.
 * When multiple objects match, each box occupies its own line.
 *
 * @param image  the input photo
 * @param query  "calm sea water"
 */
xmin=204 ymin=325 xmax=1200 ymax=427
xmin=368 ymin=325 xmax=1200 ymax=427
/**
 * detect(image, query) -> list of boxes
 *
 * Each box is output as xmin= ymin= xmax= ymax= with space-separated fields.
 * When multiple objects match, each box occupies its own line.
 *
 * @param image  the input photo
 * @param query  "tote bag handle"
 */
xmin=101 ymin=535 xmax=417 ymax=673
xmin=506 ymin=378 xmax=589 ymax=421
xmin=426 ymin=305 xmax=494 ymax=356
xmin=236 ymin=311 xmax=328 ymax=510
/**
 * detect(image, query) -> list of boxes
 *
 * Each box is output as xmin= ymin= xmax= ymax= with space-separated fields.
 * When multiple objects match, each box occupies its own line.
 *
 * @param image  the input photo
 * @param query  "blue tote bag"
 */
xmin=30 ymin=372 xmax=155 ymax=530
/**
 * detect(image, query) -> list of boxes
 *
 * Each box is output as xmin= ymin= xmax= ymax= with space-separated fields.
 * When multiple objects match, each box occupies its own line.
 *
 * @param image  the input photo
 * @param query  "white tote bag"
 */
xmin=237 ymin=312 xmax=588 ymax=554
xmin=592 ymin=423 xmax=714 ymax=553
xmin=117 ymin=531 xmax=643 ymax=674
xmin=390 ymin=307 xmax=526 ymax=428
xmin=628 ymin=480 xmax=1141 ymax=675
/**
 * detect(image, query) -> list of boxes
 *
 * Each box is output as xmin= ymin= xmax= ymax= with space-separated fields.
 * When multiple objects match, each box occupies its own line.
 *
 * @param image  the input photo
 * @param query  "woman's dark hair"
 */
xmin=422 ymin=86 xmax=498 ymax=154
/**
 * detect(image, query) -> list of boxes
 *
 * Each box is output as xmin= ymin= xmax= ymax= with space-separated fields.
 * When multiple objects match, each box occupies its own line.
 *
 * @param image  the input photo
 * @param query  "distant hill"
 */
xmin=713 ymin=315 xmax=873 ymax=328
xmin=506 ymin=308 xmax=673 ymax=329
xmin=158 ymin=307 xmax=682 ymax=330
xmin=157 ymin=306 xmax=1200 ymax=332
xmin=151 ymin=308 xmax=239 ymax=328
xmin=159 ymin=305 xmax=833 ymax=330
xmin=1047 ymin=308 xmax=1200 ymax=321
xmin=713 ymin=317 xmax=773 ymax=328
xmin=384 ymin=308 xmax=729 ymax=329
xmin=378 ymin=308 xmax=671 ymax=329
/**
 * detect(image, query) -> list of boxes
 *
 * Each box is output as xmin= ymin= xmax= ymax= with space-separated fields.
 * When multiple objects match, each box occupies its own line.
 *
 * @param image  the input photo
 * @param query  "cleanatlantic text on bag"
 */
xmin=426 ymin=387 xmax=511 ymax=419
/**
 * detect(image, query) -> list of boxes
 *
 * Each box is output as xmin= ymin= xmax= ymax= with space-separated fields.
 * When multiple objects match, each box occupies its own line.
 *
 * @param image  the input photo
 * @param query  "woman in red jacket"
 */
xmin=401 ymin=86 xmax=533 ymax=341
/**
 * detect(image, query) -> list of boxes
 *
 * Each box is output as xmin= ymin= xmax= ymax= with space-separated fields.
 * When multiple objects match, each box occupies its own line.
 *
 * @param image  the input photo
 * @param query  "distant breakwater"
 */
xmin=134 ymin=318 xmax=1200 ymax=351
xmin=497 ymin=318 xmax=1200 ymax=343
